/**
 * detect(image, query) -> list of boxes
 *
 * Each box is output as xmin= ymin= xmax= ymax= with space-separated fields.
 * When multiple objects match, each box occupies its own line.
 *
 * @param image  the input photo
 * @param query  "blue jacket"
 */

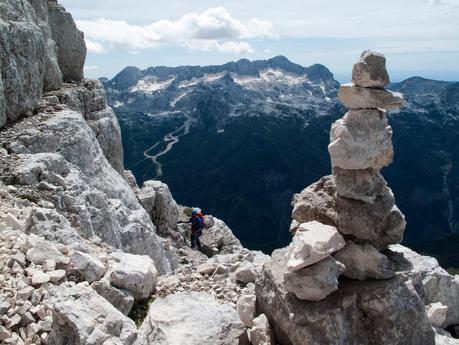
xmin=189 ymin=215 xmax=204 ymax=232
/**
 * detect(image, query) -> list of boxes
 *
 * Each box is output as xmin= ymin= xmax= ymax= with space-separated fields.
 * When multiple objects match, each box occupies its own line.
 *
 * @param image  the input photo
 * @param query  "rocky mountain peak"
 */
xmin=109 ymin=66 xmax=144 ymax=90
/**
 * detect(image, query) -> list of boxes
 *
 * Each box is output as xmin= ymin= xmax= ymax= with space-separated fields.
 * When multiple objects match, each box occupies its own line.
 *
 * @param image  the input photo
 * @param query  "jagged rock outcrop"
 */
xmin=47 ymin=0 xmax=86 ymax=82
xmin=0 ymin=108 xmax=174 ymax=273
xmin=0 ymin=0 xmax=85 ymax=127
xmin=137 ymin=180 xmax=179 ymax=237
xmin=135 ymin=292 xmax=246 ymax=345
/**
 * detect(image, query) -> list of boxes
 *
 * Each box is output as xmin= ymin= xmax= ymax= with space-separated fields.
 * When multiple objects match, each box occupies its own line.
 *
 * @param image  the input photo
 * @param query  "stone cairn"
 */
xmin=285 ymin=50 xmax=406 ymax=301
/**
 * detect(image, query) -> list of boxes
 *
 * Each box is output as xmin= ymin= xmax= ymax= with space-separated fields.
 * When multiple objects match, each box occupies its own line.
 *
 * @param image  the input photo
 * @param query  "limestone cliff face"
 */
xmin=0 ymin=0 xmax=86 ymax=127
xmin=0 ymin=0 xmax=174 ymax=274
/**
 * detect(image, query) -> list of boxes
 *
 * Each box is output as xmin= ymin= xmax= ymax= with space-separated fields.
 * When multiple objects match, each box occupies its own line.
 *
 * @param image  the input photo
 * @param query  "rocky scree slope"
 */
xmin=1 ymin=1 xmax=459 ymax=345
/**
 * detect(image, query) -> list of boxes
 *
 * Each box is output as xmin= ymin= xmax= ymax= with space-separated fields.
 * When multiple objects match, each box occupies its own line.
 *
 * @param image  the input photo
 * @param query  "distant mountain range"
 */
xmin=102 ymin=56 xmax=459 ymax=267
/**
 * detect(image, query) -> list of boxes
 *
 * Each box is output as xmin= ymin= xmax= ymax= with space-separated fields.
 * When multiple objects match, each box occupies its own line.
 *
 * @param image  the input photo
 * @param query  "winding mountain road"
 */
xmin=144 ymin=114 xmax=193 ymax=178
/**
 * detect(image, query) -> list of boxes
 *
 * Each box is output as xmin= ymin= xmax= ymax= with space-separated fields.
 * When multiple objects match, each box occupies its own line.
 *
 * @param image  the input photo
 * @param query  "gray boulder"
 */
xmin=329 ymin=109 xmax=393 ymax=170
xmin=68 ymin=251 xmax=107 ymax=283
xmin=338 ymin=83 xmax=404 ymax=110
xmin=334 ymin=242 xmax=395 ymax=280
xmin=255 ymin=248 xmax=435 ymax=345
xmin=92 ymin=280 xmax=135 ymax=315
xmin=135 ymin=292 xmax=246 ymax=345
xmin=352 ymin=50 xmax=390 ymax=88
xmin=45 ymin=282 xmax=138 ymax=345
xmin=47 ymin=1 xmax=86 ymax=81
xmin=284 ymin=255 xmax=345 ymax=301
xmin=109 ymin=252 xmax=158 ymax=300
xmin=235 ymin=262 xmax=258 ymax=284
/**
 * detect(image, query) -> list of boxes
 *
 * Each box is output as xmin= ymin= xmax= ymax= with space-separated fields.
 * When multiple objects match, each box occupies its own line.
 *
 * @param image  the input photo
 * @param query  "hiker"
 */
xmin=178 ymin=208 xmax=205 ymax=251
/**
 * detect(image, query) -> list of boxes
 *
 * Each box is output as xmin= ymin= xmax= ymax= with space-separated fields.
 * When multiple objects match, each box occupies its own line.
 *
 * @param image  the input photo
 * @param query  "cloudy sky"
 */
xmin=61 ymin=0 xmax=459 ymax=82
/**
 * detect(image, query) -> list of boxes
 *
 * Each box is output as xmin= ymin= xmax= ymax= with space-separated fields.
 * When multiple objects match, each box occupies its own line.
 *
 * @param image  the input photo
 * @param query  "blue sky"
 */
xmin=61 ymin=0 xmax=459 ymax=82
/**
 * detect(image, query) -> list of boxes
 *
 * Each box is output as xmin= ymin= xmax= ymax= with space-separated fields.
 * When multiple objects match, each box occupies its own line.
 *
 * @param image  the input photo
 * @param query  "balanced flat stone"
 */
xmin=339 ymin=83 xmax=404 ymax=110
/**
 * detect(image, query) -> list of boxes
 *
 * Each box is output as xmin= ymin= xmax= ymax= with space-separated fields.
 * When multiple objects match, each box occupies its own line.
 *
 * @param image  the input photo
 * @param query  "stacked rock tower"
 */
xmin=285 ymin=50 xmax=406 ymax=301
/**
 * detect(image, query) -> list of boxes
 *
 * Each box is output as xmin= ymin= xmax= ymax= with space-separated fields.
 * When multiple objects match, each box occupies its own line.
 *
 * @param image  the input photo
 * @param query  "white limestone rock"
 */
xmin=338 ymin=83 xmax=404 ymax=110
xmin=248 ymin=314 xmax=275 ymax=345
xmin=329 ymin=109 xmax=393 ymax=170
xmin=48 ymin=269 xmax=66 ymax=283
xmin=109 ymin=252 xmax=158 ymax=300
xmin=426 ymin=302 xmax=448 ymax=327
xmin=334 ymin=242 xmax=395 ymax=280
xmin=135 ymin=292 xmax=245 ymax=345
xmin=26 ymin=240 xmax=70 ymax=268
xmin=235 ymin=263 xmax=258 ymax=284
xmin=237 ymin=294 xmax=257 ymax=328
xmin=45 ymin=282 xmax=137 ymax=345
xmin=286 ymin=221 xmax=345 ymax=272
xmin=68 ymin=251 xmax=107 ymax=284
xmin=352 ymin=50 xmax=390 ymax=88
xmin=284 ymin=256 xmax=345 ymax=301
xmin=197 ymin=262 xmax=218 ymax=275
xmin=293 ymin=176 xmax=406 ymax=249
xmin=31 ymin=271 xmax=50 ymax=286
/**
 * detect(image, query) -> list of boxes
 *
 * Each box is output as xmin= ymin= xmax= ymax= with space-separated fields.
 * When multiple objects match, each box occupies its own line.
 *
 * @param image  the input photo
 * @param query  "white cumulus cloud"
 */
xmin=77 ymin=7 xmax=275 ymax=54
xmin=85 ymin=39 xmax=107 ymax=54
